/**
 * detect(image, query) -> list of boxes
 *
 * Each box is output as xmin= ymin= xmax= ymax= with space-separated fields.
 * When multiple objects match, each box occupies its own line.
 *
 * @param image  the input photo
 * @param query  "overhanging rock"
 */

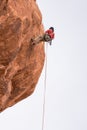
xmin=0 ymin=0 xmax=45 ymax=112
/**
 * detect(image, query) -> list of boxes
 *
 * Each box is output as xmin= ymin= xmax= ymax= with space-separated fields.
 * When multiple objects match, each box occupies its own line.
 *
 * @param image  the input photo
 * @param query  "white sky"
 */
xmin=0 ymin=0 xmax=87 ymax=130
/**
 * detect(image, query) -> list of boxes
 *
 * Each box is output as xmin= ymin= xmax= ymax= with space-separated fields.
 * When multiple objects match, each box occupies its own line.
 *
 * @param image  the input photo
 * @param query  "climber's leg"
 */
xmin=31 ymin=34 xmax=52 ymax=45
xmin=31 ymin=35 xmax=44 ymax=45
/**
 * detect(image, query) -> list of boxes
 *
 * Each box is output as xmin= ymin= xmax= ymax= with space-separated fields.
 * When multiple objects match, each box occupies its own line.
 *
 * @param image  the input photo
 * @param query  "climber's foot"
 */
xmin=30 ymin=38 xmax=36 ymax=45
xmin=32 ymin=42 xmax=36 ymax=45
xmin=31 ymin=38 xmax=34 ymax=42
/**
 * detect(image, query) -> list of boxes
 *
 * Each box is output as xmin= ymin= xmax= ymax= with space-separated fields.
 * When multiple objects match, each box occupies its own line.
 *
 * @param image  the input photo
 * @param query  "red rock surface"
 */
xmin=0 ymin=0 xmax=45 ymax=112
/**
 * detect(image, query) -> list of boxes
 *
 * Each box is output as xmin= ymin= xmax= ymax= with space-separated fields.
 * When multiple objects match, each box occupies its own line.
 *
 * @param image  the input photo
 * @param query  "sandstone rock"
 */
xmin=0 ymin=0 xmax=45 ymax=112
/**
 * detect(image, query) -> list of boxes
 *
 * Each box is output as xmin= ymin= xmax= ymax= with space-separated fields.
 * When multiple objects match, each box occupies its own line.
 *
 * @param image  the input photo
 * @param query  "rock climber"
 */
xmin=31 ymin=27 xmax=55 ymax=45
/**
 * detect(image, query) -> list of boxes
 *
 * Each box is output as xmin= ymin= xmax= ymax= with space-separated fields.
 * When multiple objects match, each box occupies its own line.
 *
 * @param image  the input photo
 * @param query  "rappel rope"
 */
xmin=42 ymin=43 xmax=48 ymax=130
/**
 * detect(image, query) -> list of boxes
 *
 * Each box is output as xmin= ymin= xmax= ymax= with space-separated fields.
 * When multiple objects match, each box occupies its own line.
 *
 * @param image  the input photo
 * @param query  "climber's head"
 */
xmin=49 ymin=27 xmax=54 ymax=32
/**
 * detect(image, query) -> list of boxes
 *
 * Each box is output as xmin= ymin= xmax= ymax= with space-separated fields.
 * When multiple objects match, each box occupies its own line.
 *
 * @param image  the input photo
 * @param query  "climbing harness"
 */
xmin=42 ymin=43 xmax=48 ymax=130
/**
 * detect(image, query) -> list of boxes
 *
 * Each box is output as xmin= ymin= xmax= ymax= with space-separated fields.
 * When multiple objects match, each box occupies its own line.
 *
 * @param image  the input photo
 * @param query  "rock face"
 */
xmin=0 ymin=0 xmax=45 ymax=112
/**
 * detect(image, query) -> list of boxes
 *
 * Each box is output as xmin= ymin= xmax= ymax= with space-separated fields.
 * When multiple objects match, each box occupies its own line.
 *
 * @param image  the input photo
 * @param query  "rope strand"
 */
xmin=42 ymin=43 xmax=48 ymax=130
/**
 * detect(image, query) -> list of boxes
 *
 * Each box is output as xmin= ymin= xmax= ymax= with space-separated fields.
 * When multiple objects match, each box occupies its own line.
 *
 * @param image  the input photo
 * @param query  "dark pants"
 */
xmin=32 ymin=34 xmax=52 ymax=44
